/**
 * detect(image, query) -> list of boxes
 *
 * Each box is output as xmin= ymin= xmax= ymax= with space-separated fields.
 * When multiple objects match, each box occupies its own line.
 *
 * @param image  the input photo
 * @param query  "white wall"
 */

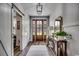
xmin=63 ymin=3 xmax=79 ymax=56
xmin=0 ymin=42 xmax=6 ymax=56
xmin=14 ymin=3 xmax=24 ymax=14
xmin=22 ymin=14 xmax=30 ymax=49
xmin=50 ymin=3 xmax=79 ymax=56
xmin=49 ymin=3 xmax=63 ymax=26
xmin=0 ymin=3 xmax=30 ymax=56
xmin=0 ymin=3 xmax=12 ymax=56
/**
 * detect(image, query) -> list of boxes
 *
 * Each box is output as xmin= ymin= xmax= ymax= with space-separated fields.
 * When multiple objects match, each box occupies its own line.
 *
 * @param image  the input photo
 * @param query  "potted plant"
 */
xmin=55 ymin=31 xmax=68 ymax=40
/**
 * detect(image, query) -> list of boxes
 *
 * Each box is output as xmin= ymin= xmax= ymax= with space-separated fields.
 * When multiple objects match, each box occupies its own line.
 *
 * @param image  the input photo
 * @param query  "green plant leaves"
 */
xmin=56 ymin=31 xmax=68 ymax=36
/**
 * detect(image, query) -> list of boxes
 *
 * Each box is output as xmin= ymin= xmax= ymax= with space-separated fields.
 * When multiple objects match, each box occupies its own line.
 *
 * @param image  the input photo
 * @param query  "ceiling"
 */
xmin=21 ymin=3 xmax=60 ymax=16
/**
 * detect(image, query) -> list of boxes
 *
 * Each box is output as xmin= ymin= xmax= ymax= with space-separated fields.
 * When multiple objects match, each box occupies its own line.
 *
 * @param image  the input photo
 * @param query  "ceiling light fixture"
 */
xmin=36 ymin=3 xmax=43 ymax=14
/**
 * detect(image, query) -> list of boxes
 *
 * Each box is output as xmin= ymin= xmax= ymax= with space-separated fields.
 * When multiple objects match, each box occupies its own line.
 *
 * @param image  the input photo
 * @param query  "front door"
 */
xmin=32 ymin=19 xmax=48 ymax=42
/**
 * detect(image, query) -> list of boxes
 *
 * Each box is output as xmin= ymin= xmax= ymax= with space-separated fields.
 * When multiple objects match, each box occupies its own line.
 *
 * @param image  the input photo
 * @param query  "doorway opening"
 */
xmin=31 ymin=16 xmax=49 ymax=44
xmin=12 ymin=12 xmax=22 ymax=56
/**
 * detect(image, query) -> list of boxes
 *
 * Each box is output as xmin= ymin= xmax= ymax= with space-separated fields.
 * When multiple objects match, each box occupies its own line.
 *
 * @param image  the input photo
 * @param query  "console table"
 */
xmin=54 ymin=40 xmax=67 ymax=56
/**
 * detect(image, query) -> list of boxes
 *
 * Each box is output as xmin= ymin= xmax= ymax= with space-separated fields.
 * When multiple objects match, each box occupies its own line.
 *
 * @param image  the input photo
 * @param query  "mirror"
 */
xmin=54 ymin=16 xmax=63 ymax=33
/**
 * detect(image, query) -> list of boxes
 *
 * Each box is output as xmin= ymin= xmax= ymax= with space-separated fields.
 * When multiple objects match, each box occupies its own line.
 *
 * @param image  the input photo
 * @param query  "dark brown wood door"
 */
xmin=32 ymin=19 xmax=48 ymax=42
xmin=36 ymin=20 xmax=43 ymax=41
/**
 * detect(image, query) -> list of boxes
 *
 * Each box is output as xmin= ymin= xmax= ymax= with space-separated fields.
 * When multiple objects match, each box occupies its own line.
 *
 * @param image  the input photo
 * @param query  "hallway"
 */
xmin=0 ymin=3 xmax=79 ymax=56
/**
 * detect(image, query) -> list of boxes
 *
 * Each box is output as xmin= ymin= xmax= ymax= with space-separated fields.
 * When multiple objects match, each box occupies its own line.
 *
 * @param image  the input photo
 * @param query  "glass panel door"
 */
xmin=32 ymin=19 xmax=48 ymax=42
xmin=32 ymin=20 xmax=36 ymax=42
xmin=43 ymin=20 xmax=47 ymax=41
xmin=36 ymin=20 xmax=43 ymax=41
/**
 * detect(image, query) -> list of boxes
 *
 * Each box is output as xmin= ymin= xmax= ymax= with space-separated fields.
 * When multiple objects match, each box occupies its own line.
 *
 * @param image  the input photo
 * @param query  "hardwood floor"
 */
xmin=14 ymin=46 xmax=21 ymax=56
xmin=18 ymin=41 xmax=55 ymax=56
xmin=32 ymin=41 xmax=46 ymax=45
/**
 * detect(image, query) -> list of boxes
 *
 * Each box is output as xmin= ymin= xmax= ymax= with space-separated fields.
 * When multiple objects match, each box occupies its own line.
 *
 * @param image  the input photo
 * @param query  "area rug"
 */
xmin=26 ymin=45 xmax=49 ymax=56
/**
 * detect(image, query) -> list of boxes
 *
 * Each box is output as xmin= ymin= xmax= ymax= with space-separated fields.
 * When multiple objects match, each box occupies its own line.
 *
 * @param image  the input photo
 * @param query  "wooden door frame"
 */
xmin=30 ymin=16 xmax=49 ymax=43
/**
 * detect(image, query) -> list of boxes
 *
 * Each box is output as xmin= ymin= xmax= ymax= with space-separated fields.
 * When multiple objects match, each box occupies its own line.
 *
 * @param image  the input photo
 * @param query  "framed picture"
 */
xmin=17 ymin=21 xmax=20 ymax=30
